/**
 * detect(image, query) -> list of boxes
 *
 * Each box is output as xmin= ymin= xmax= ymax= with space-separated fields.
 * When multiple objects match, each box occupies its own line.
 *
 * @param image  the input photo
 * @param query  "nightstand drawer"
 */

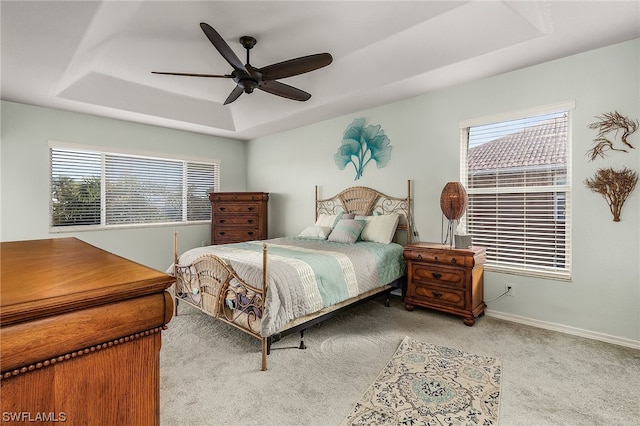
xmin=411 ymin=264 xmax=465 ymax=289
xmin=410 ymin=284 xmax=465 ymax=309
xmin=403 ymin=249 xmax=469 ymax=267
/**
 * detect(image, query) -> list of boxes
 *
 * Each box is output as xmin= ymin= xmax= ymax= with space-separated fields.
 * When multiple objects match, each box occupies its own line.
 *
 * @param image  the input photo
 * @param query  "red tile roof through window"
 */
xmin=469 ymin=119 xmax=567 ymax=171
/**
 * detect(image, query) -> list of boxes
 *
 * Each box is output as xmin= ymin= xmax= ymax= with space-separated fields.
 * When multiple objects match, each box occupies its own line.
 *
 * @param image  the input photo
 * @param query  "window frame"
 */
xmin=460 ymin=101 xmax=574 ymax=281
xmin=49 ymin=141 xmax=220 ymax=232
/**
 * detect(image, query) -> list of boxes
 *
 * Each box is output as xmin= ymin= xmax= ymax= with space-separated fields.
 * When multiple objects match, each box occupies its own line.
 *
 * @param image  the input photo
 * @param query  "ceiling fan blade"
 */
xmin=260 ymin=53 xmax=333 ymax=81
xmin=259 ymin=80 xmax=311 ymax=102
xmin=200 ymin=22 xmax=247 ymax=72
xmin=152 ymin=71 xmax=231 ymax=78
xmin=224 ymin=85 xmax=244 ymax=105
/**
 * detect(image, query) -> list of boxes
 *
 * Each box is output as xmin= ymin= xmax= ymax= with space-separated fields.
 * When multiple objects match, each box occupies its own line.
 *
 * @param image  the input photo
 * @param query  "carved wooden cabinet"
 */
xmin=403 ymin=242 xmax=486 ymax=326
xmin=209 ymin=192 xmax=269 ymax=244
xmin=0 ymin=238 xmax=174 ymax=425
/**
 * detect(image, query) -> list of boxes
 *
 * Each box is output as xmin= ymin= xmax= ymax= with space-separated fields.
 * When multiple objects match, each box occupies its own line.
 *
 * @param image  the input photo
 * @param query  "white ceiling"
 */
xmin=2 ymin=1 xmax=639 ymax=141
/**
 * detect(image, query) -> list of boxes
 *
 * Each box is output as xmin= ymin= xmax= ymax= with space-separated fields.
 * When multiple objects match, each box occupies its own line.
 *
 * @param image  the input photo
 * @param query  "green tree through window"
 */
xmin=50 ymin=147 xmax=219 ymax=229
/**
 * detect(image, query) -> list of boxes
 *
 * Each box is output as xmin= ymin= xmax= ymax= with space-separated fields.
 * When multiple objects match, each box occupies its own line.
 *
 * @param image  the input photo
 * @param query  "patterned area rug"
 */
xmin=342 ymin=336 xmax=502 ymax=426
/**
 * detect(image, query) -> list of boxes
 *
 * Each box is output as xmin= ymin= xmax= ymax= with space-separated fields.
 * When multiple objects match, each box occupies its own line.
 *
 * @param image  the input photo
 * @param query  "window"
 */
xmin=50 ymin=145 xmax=219 ymax=230
xmin=460 ymin=102 xmax=573 ymax=280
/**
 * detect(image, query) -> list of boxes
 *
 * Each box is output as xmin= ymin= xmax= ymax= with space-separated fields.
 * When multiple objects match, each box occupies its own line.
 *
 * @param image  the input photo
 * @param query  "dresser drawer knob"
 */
xmin=219 ymin=207 xmax=226 ymax=211
xmin=451 ymin=258 xmax=457 ymax=264
xmin=219 ymin=231 xmax=225 ymax=236
xmin=417 ymin=254 xmax=422 ymax=260
xmin=248 ymin=207 xmax=255 ymax=211
xmin=432 ymin=291 xmax=443 ymax=299
xmin=247 ymin=231 xmax=254 ymax=236
xmin=434 ymin=255 xmax=438 ymax=261
xmin=219 ymin=219 xmax=225 ymax=223
xmin=432 ymin=272 xmax=442 ymax=279
xmin=247 ymin=219 xmax=254 ymax=224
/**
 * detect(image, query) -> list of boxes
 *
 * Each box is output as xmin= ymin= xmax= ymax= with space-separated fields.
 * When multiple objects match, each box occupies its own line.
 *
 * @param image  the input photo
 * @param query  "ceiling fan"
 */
xmin=152 ymin=23 xmax=333 ymax=105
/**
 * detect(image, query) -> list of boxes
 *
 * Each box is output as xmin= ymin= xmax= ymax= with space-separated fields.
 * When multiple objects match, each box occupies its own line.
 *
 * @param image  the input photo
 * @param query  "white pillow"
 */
xmin=355 ymin=213 xmax=400 ymax=244
xmin=315 ymin=214 xmax=340 ymax=228
xmin=298 ymin=225 xmax=332 ymax=240
xmin=314 ymin=213 xmax=354 ymax=228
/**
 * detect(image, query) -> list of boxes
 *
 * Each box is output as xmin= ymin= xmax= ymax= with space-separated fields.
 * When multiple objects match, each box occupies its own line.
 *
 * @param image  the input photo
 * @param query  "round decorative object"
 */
xmin=440 ymin=182 xmax=468 ymax=220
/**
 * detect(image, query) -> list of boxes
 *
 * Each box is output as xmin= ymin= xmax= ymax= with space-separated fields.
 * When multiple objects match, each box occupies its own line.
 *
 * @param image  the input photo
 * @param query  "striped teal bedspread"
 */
xmin=173 ymin=237 xmax=406 ymax=336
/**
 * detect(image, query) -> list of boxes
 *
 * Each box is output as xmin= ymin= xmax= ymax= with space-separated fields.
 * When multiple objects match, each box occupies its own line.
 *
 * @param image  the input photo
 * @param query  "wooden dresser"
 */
xmin=0 ymin=238 xmax=174 ymax=425
xmin=209 ymin=192 xmax=269 ymax=244
xmin=403 ymin=242 xmax=486 ymax=326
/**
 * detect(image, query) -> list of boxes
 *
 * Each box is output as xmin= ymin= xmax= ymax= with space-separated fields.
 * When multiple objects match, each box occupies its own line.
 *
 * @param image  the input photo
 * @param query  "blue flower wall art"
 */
xmin=334 ymin=118 xmax=392 ymax=180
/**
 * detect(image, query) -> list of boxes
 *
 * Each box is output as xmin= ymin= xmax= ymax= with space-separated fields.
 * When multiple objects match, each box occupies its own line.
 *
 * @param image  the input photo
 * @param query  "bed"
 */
xmin=170 ymin=182 xmax=413 ymax=370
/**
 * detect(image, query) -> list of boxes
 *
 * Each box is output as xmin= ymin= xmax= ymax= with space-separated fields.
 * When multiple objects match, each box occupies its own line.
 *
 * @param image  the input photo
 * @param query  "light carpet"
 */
xmin=160 ymin=297 xmax=640 ymax=426
xmin=342 ymin=336 xmax=502 ymax=425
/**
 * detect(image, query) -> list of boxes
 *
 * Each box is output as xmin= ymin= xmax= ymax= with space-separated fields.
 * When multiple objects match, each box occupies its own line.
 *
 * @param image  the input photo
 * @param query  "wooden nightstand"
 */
xmin=403 ymin=242 xmax=486 ymax=326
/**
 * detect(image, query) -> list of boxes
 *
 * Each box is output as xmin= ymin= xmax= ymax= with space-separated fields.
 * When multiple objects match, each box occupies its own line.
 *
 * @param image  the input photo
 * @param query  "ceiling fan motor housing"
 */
xmin=233 ymin=66 xmax=262 ymax=93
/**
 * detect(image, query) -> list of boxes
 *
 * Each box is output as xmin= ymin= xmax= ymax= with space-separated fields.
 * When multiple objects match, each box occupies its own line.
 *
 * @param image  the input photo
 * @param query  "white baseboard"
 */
xmin=485 ymin=309 xmax=640 ymax=350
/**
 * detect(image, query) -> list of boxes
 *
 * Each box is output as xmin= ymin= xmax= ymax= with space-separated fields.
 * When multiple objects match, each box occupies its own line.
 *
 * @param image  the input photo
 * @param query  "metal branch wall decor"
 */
xmin=584 ymin=167 xmax=638 ymax=222
xmin=334 ymin=118 xmax=392 ymax=180
xmin=586 ymin=111 xmax=638 ymax=161
xmin=584 ymin=110 xmax=639 ymax=222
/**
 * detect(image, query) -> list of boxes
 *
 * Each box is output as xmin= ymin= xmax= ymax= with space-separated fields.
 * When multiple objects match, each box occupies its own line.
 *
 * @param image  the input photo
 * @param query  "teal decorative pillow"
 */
xmin=327 ymin=219 xmax=366 ymax=244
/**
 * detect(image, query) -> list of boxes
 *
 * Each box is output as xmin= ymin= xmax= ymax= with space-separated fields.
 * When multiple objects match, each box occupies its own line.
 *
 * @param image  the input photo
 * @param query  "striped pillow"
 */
xmin=327 ymin=219 xmax=366 ymax=244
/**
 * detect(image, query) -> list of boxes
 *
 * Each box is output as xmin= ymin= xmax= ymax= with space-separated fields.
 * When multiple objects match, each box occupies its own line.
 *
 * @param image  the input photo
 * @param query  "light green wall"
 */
xmin=0 ymin=101 xmax=247 ymax=271
xmin=247 ymin=39 xmax=640 ymax=345
xmin=1 ymin=40 xmax=637 ymax=346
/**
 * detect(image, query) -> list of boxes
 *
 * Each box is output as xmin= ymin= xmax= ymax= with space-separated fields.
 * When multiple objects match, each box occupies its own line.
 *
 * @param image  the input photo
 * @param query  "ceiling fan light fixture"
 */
xmin=239 ymin=79 xmax=258 ymax=93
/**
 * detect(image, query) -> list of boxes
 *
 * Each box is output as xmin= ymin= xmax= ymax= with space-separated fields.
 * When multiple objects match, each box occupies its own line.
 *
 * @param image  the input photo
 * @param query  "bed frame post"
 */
xmin=261 ymin=242 xmax=268 ymax=371
xmin=172 ymin=230 xmax=180 ymax=316
xmin=407 ymin=179 xmax=412 ymax=244
xmin=315 ymin=185 xmax=319 ymax=222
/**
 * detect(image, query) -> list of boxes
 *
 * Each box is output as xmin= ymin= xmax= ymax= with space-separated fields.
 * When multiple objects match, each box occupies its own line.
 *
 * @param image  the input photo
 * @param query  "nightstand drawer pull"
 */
xmin=451 ymin=258 xmax=457 ymax=264
xmin=417 ymin=254 xmax=422 ymax=260
xmin=431 ymin=272 xmax=442 ymax=279
xmin=431 ymin=291 xmax=443 ymax=298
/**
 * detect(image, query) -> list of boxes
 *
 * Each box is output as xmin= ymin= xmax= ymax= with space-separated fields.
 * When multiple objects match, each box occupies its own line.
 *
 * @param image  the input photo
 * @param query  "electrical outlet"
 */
xmin=505 ymin=283 xmax=515 ymax=297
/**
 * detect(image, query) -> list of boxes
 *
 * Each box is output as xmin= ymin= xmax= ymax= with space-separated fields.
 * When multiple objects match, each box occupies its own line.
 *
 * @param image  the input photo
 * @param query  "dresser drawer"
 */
xmin=409 ymin=283 xmax=465 ymax=309
xmin=213 ymin=215 xmax=260 ymax=227
xmin=209 ymin=193 xmax=267 ymax=202
xmin=411 ymin=264 xmax=465 ymax=289
xmin=212 ymin=228 xmax=260 ymax=243
xmin=213 ymin=203 xmax=261 ymax=214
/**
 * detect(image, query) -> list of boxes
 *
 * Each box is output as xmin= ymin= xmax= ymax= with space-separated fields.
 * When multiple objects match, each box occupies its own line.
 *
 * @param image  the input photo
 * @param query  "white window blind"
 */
xmin=461 ymin=108 xmax=572 ymax=280
xmin=50 ymin=149 xmax=102 ymax=226
xmin=50 ymin=146 xmax=219 ymax=229
xmin=187 ymin=162 xmax=220 ymax=221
